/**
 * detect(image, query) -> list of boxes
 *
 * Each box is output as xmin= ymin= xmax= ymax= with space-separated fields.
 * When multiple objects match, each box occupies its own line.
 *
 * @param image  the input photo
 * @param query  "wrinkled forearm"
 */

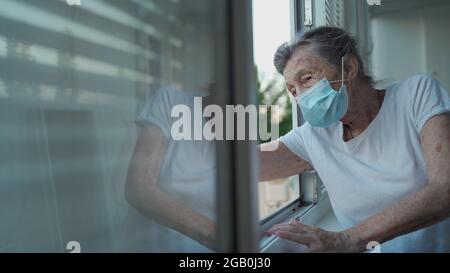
xmin=259 ymin=141 xmax=312 ymax=182
xmin=343 ymin=182 xmax=450 ymax=252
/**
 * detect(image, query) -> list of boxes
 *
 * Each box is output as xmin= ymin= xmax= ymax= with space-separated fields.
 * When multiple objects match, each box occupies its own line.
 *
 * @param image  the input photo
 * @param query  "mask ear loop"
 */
xmin=330 ymin=56 xmax=347 ymax=87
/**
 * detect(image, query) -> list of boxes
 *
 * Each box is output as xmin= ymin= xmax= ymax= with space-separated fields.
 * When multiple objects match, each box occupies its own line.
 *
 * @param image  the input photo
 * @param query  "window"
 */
xmin=252 ymin=0 xmax=301 ymax=220
xmin=0 ymin=0 xmax=239 ymax=252
xmin=1 ymin=0 xmax=367 ymax=254
xmin=253 ymin=0 xmax=350 ymax=237
xmin=252 ymin=0 xmax=342 ymax=224
xmin=324 ymin=0 xmax=345 ymax=27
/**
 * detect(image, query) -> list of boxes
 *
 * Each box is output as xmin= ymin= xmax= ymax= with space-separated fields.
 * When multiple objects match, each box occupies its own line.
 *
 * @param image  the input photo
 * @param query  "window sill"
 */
xmin=259 ymin=191 xmax=337 ymax=252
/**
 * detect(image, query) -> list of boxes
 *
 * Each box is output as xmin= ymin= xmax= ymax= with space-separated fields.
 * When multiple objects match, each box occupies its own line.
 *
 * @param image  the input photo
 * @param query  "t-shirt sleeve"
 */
xmin=279 ymin=125 xmax=312 ymax=164
xmin=135 ymin=87 xmax=173 ymax=138
xmin=409 ymin=75 xmax=450 ymax=132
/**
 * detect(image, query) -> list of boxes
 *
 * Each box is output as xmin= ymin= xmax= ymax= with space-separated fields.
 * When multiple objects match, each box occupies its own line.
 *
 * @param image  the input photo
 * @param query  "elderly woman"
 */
xmin=261 ymin=26 xmax=450 ymax=252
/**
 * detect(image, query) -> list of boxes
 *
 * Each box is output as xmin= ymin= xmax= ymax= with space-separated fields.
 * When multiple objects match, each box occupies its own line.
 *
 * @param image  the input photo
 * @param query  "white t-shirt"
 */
xmin=135 ymin=86 xmax=216 ymax=252
xmin=280 ymin=74 xmax=450 ymax=252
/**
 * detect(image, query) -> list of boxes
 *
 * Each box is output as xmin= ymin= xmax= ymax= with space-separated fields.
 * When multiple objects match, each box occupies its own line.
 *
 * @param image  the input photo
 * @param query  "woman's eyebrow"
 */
xmin=293 ymin=70 xmax=310 ymax=81
xmin=285 ymin=68 xmax=307 ymax=80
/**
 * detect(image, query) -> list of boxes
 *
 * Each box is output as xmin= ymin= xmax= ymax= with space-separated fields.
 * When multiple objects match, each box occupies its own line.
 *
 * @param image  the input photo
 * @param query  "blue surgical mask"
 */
xmin=294 ymin=57 xmax=349 ymax=128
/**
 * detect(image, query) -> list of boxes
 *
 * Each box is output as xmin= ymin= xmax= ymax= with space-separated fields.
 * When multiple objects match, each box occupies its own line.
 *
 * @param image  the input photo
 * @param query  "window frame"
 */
xmin=218 ymin=0 xmax=341 ymax=252
xmin=256 ymin=0 xmax=317 ymax=225
xmin=216 ymin=0 xmax=259 ymax=253
xmin=254 ymin=0 xmax=306 ymax=229
xmin=257 ymin=0 xmax=332 ymax=251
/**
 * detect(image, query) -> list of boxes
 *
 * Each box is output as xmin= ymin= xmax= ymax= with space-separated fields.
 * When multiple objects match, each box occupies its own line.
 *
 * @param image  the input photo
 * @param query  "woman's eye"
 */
xmin=301 ymin=76 xmax=312 ymax=84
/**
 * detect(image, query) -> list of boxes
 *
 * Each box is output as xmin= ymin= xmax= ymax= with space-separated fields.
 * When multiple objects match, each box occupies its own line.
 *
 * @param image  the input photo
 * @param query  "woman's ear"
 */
xmin=345 ymin=54 xmax=359 ymax=80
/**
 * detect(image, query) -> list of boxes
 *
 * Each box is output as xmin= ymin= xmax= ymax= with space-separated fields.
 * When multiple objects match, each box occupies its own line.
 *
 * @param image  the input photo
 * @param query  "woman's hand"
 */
xmin=266 ymin=220 xmax=361 ymax=253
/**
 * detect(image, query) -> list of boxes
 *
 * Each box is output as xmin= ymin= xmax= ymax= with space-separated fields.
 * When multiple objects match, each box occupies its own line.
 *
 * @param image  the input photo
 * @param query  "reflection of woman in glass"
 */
xmin=125 ymin=84 xmax=216 ymax=252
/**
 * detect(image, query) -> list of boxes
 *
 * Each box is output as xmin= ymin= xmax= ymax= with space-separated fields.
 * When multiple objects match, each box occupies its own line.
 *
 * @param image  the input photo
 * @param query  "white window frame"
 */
xmin=258 ymin=0 xmax=371 ymax=252
xmin=218 ymin=0 xmax=364 ymax=253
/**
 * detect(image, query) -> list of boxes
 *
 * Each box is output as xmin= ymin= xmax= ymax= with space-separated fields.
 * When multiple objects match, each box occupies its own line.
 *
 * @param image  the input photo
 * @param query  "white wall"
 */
xmin=424 ymin=5 xmax=450 ymax=89
xmin=370 ymin=3 xmax=450 ymax=90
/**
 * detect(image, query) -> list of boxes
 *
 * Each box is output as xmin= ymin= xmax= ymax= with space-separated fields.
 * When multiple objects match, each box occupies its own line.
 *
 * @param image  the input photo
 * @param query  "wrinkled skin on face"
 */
xmin=283 ymin=46 xmax=343 ymax=97
xmin=283 ymin=45 xmax=384 ymax=140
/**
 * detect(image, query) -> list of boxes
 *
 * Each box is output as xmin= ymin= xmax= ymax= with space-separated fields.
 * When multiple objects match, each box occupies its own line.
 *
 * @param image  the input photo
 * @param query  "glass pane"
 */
xmin=0 ymin=0 xmax=223 ymax=252
xmin=252 ymin=0 xmax=300 ymax=220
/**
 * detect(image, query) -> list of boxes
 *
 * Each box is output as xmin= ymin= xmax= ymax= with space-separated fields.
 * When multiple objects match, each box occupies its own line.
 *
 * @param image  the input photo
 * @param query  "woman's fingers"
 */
xmin=266 ymin=223 xmax=283 ymax=234
xmin=266 ymin=223 xmax=295 ymax=235
xmin=290 ymin=219 xmax=305 ymax=226
xmin=266 ymin=220 xmax=314 ymax=235
xmin=276 ymin=230 xmax=313 ymax=246
xmin=266 ymin=219 xmax=352 ymax=252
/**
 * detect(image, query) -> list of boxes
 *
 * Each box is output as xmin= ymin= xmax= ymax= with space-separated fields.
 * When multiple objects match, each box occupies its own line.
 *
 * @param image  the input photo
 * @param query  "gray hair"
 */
xmin=274 ymin=26 xmax=373 ymax=85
